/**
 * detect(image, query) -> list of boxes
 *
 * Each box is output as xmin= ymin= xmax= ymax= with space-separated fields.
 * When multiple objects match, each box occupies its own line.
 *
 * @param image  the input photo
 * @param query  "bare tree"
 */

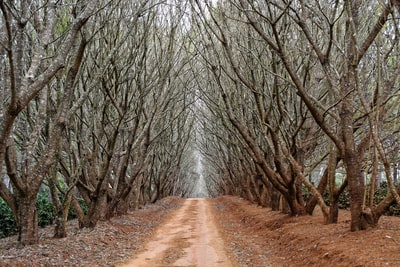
xmin=192 ymin=0 xmax=400 ymax=230
xmin=0 ymin=0 xmax=105 ymax=245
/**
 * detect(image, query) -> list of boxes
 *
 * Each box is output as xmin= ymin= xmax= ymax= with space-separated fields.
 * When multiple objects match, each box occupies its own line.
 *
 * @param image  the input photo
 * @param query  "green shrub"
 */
xmin=1 ymin=188 xmax=90 ymax=238
xmin=374 ymin=181 xmax=389 ymax=204
xmin=337 ymin=189 xmax=350 ymax=209
xmin=373 ymin=181 xmax=400 ymax=216
xmin=303 ymin=181 xmax=400 ymax=216
xmin=0 ymin=188 xmax=56 ymax=238
xmin=67 ymin=198 xmax=88 ymax=220
xmin=37 ymin=188 xmax=55 ymax=228
xmin=0 ymin=198 xmax=18 ymax=238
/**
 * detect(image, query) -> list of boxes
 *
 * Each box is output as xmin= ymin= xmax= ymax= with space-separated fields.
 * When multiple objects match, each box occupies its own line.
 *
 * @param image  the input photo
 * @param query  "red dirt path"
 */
xmin=1 ymin=196 xmax=400 ymax=266
xmin=120 ymin=198 xmax=233 ymax=267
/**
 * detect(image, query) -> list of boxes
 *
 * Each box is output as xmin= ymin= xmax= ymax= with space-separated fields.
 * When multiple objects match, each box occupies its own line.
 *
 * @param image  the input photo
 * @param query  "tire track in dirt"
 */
xmin=119 ymin=198 xmax=233 ymax=267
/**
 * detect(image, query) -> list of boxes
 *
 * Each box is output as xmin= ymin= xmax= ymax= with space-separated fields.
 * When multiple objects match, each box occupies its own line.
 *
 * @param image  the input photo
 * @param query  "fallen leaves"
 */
xmin=211 ymin=196 xmax=400 ymax=267
xmin=0 ymin=198 xmax=181 ymax=267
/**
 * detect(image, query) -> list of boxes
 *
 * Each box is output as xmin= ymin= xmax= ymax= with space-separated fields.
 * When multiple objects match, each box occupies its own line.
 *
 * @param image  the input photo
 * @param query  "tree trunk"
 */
xmin=327 ymin=199 xmax=339 ymax=224
xmin=367 ymin=184 xmax=400 ymax=226
xmin=259 ymin=184 xmax=269 ymax=207
xmin=71 ymin=195 xmax=88 ymax=229
xmin=150 ymin=188 xmax=159 ymax=204
xmin=284 ymin=190 xmax=307 ymax=216
xmin=54 ymin=194 xmax=72 ymax=238
xmin=116 ymin=184 xmax=137 ymax=215
xmin=368 ymin=147 xmax=379 ymax=208
xmin=343 ymin=150 xmax=365 ymax=230
xmin=340 ymin=87 xmax=366 ymax=230
xmin=17 ymin=195 xmax=38 ymax=245
xmin=116 ymin=197 xmax=130 ymax=215
xmin=133 ymin=174 xmax=144 ymax=210
xmin=326 ymin=147 xmax=339 ymax=224
xmin=105 ymin=182 xmax=133 ymax=219
xmin=341 ymin=0 xmax=368 ymax=231
xmin=251 ymin=174 xmax=263 ymax=205
xmin=279 ymin=195 xmax=291 ymax=214
xmin=305 ymin=169 xmax=328 ymax=215
xmin=85 ymin=193 xmax=108 ymax=228
xmin=245 ymin=175 xmax=255 ymax=203
xmin=270 ymin=188 xmax=281 ymax=211
xmin=48 ymin=167 xmax=69 ymax=238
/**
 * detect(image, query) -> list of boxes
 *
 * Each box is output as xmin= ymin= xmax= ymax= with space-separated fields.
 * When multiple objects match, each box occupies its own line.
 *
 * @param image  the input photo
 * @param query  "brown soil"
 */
xmin=1 ymin=196 xmax=400 ymax=266
xmin=212 ymin=195 xmax=400 ymax=267
xmin=120 ymin=198 xmax=233 ymax=267
xmin=0 ymin=197 xmax=182 ymax=267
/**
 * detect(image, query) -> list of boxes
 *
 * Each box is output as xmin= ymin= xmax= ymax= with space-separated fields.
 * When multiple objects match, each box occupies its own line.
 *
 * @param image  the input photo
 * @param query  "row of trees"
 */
xmin=1 ymin=0 xmax=400 ymax=246
xmin=191 ymin=0 xmax=400 ymax=231
xmin=0 ymin=0 xmax=199 ymax=245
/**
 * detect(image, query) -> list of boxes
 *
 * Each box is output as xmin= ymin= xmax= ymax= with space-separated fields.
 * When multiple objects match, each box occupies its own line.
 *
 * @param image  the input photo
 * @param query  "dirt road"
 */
xmin=1 ymin=196 xmax=399 ymax=266
xmin=120 ymin=198 xmax=233 ymax=267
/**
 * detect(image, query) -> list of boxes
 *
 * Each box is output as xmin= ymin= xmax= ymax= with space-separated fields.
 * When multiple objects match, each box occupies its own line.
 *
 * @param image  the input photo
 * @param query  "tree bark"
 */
xmin=17 ymin=195 xmax=38 ymax=245
xmin=53 ymin=195 xmax=72 ymax=238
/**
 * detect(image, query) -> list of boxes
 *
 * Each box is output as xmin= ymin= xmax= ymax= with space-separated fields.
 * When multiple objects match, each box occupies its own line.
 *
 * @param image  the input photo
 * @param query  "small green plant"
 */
xmin=373 ymin=181 xmax=400 ymax=216
xmin=66 ymin=197 xmax=88 ymax=220
xmin=37 ymin=188 xmax=55 ymax=227
xmin=303 ymin=181 xmax=400 ymax=216
xmin=0 ymin=198 xmax=18 ymax=238
xmin=0 ymin=187 xmax=56 ymax=238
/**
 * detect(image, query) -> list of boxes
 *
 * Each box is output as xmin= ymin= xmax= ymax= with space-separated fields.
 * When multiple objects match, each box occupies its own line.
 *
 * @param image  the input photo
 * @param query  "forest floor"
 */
xmin=1 ymin=196 xmax=400 ymax=266
xmin=212 ymin=196 xmax=400 ymax=267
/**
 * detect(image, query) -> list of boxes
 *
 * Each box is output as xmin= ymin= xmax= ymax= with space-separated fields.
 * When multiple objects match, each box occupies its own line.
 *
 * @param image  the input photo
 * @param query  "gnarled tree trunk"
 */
xmin=17 ymin=195 xmax=38 ymax=245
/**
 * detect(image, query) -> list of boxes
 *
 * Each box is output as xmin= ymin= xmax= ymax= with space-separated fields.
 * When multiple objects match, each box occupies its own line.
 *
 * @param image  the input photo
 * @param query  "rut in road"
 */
xmin=120 ymin=198 xmax=233 ymax=267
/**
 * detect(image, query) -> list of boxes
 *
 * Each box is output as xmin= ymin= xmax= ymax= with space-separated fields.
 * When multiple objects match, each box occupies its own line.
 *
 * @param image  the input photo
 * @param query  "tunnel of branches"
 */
xmin=1 ymin=0 xmax=400 ymax=245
